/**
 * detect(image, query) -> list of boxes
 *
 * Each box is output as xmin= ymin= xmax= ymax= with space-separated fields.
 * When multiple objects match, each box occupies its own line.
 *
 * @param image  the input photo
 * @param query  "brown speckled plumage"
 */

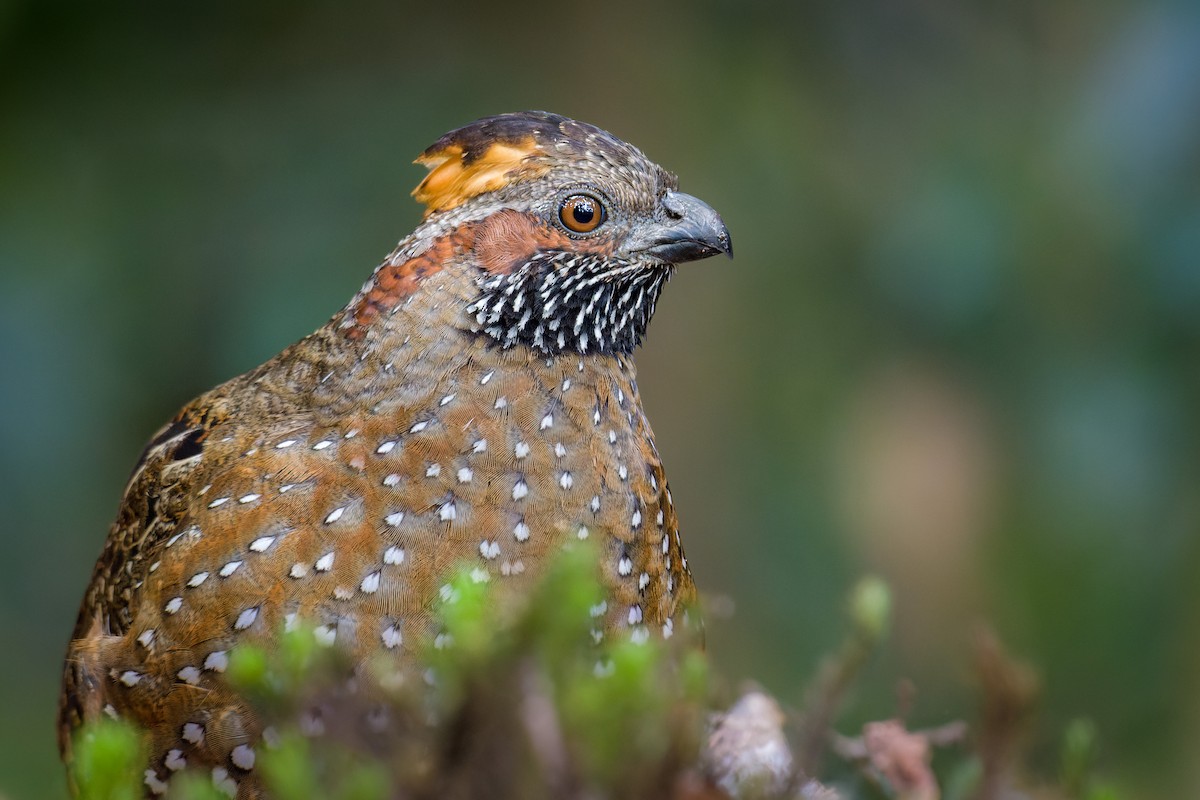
xmin=60 ymin=111 xmax=731 ymax=798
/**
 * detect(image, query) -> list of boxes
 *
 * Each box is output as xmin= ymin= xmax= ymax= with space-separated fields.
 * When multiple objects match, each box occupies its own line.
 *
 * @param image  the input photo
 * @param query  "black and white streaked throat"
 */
xmin=468 ymin=190 xmax=732 ymax=356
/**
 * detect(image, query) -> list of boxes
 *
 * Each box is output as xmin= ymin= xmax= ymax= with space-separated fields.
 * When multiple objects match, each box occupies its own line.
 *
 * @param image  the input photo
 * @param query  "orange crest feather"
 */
xmin=412 ymin=138 xmax=546 ymax=215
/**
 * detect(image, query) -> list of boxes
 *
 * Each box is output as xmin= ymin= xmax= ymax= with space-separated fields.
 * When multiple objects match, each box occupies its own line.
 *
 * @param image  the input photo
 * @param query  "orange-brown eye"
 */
xmin=559 ymin=194 xmax=606 ymax=234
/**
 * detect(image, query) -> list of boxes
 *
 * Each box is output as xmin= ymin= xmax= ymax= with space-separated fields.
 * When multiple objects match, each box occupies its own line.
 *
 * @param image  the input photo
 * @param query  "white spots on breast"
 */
xmin=230 ymin=744 xmax=256 ymax=771
xmin=662 ymin=534 xmax=670 ymax=554
xmin=513 ymin=521 xmax=530 ymax=542
xmin=382 ymin=624 xmax=403 ymax=649
xmin=590 ymin=495 xmax=601 ymax=513
xmin=638 ymin=572 xmax=650 ymax=590
xmin=562 ymin=379 xmax=572 ymax=392
xmin=290 ymin=562 xmax=309 ymax=579
xmin=472 ymin=438 xmax=488 ymax=453
xmin=237 ymin=493 xmax=260 ymax=504
xmin=249 ymin=535 xmax=275 ymax=552
xmin=216 ymin=563 xmax=241 ymax=582
xmin=410 ymin=421 xmax=428 ymax=433
xmin=667 ymin=574 xmax=675 ymax=594
xmin=212 ymin=766 xmax=238 ymax=797
xmin=540 ymin=413 xmax=554 ymax=430
xmin=426 ymin=463 xmax=442 ymax=478
xmin=361 ymin=571 xmax=381 ymax=594
xmin=554 ymin=442 xmax=567 ymax=458
xmin=608 ymin=430 xmax=618 ymax=444
xmin=628 ymin=604 xmax=643 ymax=625
xmin=165 ymin=749 xmax=186 ymax=771
xmin=284 ymin=613 xmax=299 ymax=632
xmin=181 ymin=722 xmax=204 ymax=745
xmin=177 ymin=665 xmax=201 ymax=685
xmin=203 ymin=651 xmax=228 ymax=673
xmin=315 ymin=552 xmax=335 ymax=572
xmin=481 ymin=370 xmax=494 ymax=385
xmin=234 ymin=606 xmax=259 ymax=631
xmin=208 ymin=497 xmax=230 ymax=509
xmin=275 ymin=439 xmax=297 ymax=449
xmin=440 ymin=393 xmax=456 ymax=406
xmin=560 ymin=472 xmax=574 ymax=490
xmin=631 ymin=509 xmax=642 ymax=527
xmin=514 ymin=441 xmax=530 ymax=459
xmin=618 ymin=464 xmax=628 ymax=481
xmin=300 ymin=710 xmax=326 ymax=737
xmin=656 ymin=509 xmax=665 ymax=527
xmin=383 ymin=473 xmax=401 ymax=487
xmin=314 ymin=624 xmax=337 ymax=647
xmin=618 ymin=556 xmax=633 ymax=576
xmin=324 ymin=506 xmax=345 ymax=524
xmin=494 ymin=396 xmax=508 ymax=409
xmin=384 ymin=546 xmax=405 ymax=565
xmin=512 ymin=480 xmax=529 ymax=500
xmin=103 ymin=704 xmax=119 ymax=720
xmin=457 ymin=466 xmax=473 ymax=483
xmin=376 ymin=440 xmax=397 ymax=454
xmin=439 ymin=500 xmax=457 ymax=521
xmin=501 ymin=559 xmax=525 ymax=576
xmin=385 ymin=511 xmax=404 ymax=527
xmin=630 ymin=626 xmax=650 ymax=645
xmin=589 ymin=600 xmax=607 ymax=618
xmin=470 ymin=567 xmax=490 ymax=583
xmin=577 ymin=525 xmax=589 ymax=540
xmin=280 ymin=484 xmax=296 ymax=493
xmin=118 ymin=670 xmax=142 ymax=687
xmin=144 ymin=769 xmax=168 ymax=795
xmin=345 ymin=429 xmax=359 ymax=439
xmin=312 ymin=440 xmax=334 ymax=451
xmin=149 ymin=561 xmax=160 ymax=573
xmin=593 ymin=409 xmax=601 ymax=425
xmin=187 ymin=571 xmax=209 ymax=588
xmin=137 ymin=629 xmax=155 ymax=649
xmin=479 ymin=540 xmax=501 ymax=559
xmin=164 ymin=597 xmax=183 ymax=615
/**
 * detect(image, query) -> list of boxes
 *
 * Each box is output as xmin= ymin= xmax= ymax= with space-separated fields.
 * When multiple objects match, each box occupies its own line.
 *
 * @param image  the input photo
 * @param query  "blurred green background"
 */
xmin=2 ymin=1 xmax=1198 ymax=797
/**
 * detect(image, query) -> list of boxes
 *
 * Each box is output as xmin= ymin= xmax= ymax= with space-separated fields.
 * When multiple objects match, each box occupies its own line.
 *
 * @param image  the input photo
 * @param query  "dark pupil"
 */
xmin=571 ymin=199 xmax=595 ymax=225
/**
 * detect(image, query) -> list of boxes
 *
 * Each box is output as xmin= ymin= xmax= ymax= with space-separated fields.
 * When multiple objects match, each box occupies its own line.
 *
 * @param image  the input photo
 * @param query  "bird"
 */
xmin=59 ymin=110 xmax=731 ymax=798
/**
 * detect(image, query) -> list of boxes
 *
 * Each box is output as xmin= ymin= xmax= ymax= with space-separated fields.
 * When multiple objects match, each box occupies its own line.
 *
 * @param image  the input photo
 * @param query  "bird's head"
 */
xmin=398 ymin=111 xmax=731 ymax=356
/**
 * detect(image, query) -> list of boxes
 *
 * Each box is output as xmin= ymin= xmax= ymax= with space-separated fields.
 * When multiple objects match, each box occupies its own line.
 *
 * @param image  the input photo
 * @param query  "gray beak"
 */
xmin=628 ymin=190 xmax=733 ymax=264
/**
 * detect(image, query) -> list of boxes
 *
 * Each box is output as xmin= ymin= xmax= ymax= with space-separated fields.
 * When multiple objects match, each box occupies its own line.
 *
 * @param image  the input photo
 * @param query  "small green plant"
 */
xmin=70 ymin=717 xmax=145 ymax=800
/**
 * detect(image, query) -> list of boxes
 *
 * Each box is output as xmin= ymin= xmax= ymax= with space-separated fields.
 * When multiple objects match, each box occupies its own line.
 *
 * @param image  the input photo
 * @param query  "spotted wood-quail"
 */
xmin=59 ymin=110 xmax=731 ymax=797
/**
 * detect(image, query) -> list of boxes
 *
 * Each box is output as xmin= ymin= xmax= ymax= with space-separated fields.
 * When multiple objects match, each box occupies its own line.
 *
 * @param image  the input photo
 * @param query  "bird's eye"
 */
xmin=558 ymin=194 xmax=606 ymax=234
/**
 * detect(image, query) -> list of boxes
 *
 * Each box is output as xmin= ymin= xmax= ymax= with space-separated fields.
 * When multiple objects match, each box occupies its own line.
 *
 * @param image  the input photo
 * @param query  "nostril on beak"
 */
xmin=661 ymin=191 xmax=687 ymax=220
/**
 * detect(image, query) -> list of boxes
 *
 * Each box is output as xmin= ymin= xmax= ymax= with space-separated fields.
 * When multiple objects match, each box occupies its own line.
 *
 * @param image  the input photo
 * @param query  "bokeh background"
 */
xmin=2 ymin=1 xmax=1198 ymax=796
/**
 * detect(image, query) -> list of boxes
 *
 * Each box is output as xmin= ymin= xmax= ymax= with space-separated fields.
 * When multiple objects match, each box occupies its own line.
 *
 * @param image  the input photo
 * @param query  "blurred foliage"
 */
xmin=2 ymin=0 xmax=1198 ymax=797
xmin=63 ymin=547 xmax=1124 ymax=799
xmin=72 ymin=544 xmax=708 ymax=799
